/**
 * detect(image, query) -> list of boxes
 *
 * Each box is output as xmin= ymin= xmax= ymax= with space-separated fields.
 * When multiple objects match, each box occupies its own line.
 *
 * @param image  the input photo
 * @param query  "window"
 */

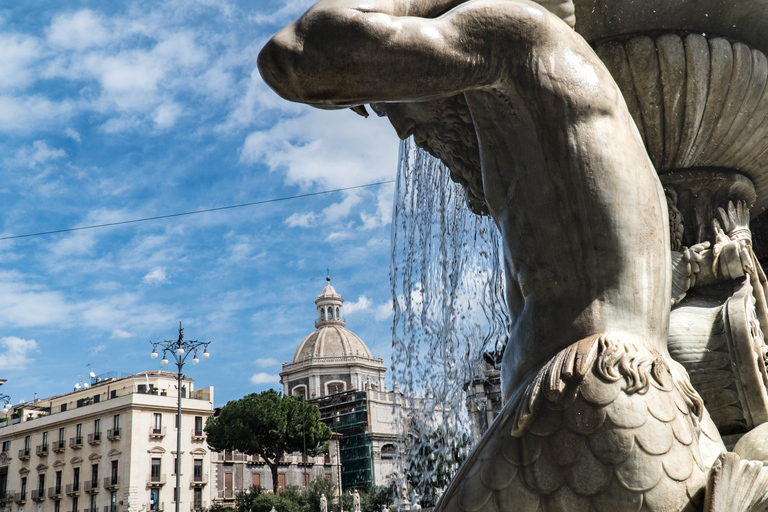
xmin=193 ymin=460 xmax=203 ymax=481
xmin=110 ymin=491 xmax=117 ymax=512
xmin=251 ymin=474 xmax=260 ymax=489
xmin=59 ymin=428 xmax=65 ymax=441
xmin=153 ymin=413 xmax=162 ymax=433
xmin=42 ymin=431 xmax=48 ymax=449
xmin=327 ymin=382 xmax=344 ymax=395
xmin=72 ymin=496 xmax=78 ymax=512
xmin=54 ymin=498 xmax=60 ymax=512
xmin=73 ymin=468 xmax=80 ymax=491
xmin=55 ymin=471 xmax=62 ymax=494
xmin=278 ymin=474 xmax=286 ymax=491
xmin=75 ymin=423 xmax=82 ymax=443
xmin=175 ymin=414 xmax=179 ymax=429
xmin=194 ymin=416 xmax=203 ymax=436
xmin=20 ymin=476 xmax=26 ymax=496
xmin=61 ymin=404 xmax=67 ymax=412
xmin=292 ymin=386 xmax=307 ymax=398
xmin=94 ymin=419 xmax=101 ymax=439
xmin=91 ymin=464 xmax=98 ymax=488
xmin=150 ymin=489 xmax=159 ymax=511
xmin=1 ymin=441 xmax=8 ymax=452
xmin=113 ymin=415 xmax=120 ymax=431
xmin=224 ymin=473 xmax=233 ymax=499
xmin=381 ymin=444 xmax=396 ymax=460
xmin=151 ymin=459 xmax=161 ymax=482
xmin=110 ymin=461 xmax=118 ymax=484
xmin=24 ymin=435 xmax=30 ymax=452
xmin=193 ymin=488 xmax=202 ymax=510
xmin=37 ymin=474 xmax=45 ymax=493
xmin=90 ymin=494 xmax=97 ymax=512
xmin=335 ymin=307 xmax=340 ymax=319
xmin=173 ymin=457 xmax=178 ymax=475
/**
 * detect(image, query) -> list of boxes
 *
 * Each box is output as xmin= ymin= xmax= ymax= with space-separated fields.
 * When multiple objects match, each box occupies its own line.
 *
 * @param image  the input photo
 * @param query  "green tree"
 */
xmin=205 ymin=390 xmax=332 ymax=493
xmin=362 ymin=484 xmax=397 ymax=512
xmin=307 ymin=477 xmax=338 ymax=512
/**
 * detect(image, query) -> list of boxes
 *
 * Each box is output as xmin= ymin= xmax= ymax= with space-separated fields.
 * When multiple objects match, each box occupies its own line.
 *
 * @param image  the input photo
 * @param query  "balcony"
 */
xmin=18 ymin=448 xmax=30 ymax=460
xmin=146 ymin=503 xmax=165 ymax=512
xmin=48 ymin=486 xmax=63 ymax=499
xmin=36 ymin=444 xmax=49 ymax=456
xmin=31 ymin=489 xmax=45 ymax=501
xmin=191 ymin=429 xmax=205 ymax=441
xmin=147 ymin=474 xmax=166 ymax=487
xmin=70 ymin=437 xmax=83 ymax=449
xmin=107 ymin=429 xmax=120 ymax=441
xmin=88 ymin=432 xmax=102 ymax=445
xmin=0 ymin=490 xmax=14 ymax=504
xmin=149 ymin=427 xmax=166 ymax=439
xmin=14 ymin=492 xmax=26 ymax=503
xmin=52 ymin=440 xmax=66 ymax=453
xmin=190 ymin=474 xmax=208 ymax=487
xmin=103 ymin=506 xmax=118 ymax=512
xmin=66 ymin=483 xmax=81 ymax=496
xmin=103 ymin=476 xmax=119 ymax=490
xmin=84 ymin=480 xmax=99 ymax=494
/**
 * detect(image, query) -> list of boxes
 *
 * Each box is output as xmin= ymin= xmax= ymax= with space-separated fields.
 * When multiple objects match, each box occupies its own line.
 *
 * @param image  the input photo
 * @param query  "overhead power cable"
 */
xmin=0 ymin=180 xmax=396 ymax=242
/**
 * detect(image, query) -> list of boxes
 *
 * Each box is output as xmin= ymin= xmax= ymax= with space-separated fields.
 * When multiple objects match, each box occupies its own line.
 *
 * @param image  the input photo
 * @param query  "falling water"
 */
xmin=389 ymin=139 xmax=509 ymax=503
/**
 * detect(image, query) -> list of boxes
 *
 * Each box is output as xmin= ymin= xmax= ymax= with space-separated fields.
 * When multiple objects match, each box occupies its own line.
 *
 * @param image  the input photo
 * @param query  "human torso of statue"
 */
xmin=461 ymin=31 xmax=672 ymax=398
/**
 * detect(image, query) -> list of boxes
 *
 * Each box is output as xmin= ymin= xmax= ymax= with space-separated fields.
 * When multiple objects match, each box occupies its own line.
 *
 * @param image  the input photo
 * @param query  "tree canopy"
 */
xmin=205 ymin=389 xmax=332 ymax=493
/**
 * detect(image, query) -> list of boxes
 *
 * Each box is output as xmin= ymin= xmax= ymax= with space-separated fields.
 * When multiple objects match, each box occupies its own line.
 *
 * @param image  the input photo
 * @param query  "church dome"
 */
xmin=291 ymin=276 xmax=373 ymax=364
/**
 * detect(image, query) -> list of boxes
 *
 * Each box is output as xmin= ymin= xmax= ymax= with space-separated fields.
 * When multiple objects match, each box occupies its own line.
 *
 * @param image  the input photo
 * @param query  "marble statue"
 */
xmin=321 ymin=494 xmax=327 ymax=512
xmin=259 ymin=0 xmax=768 ymax=509
xmin=352 ymin=490 xmax=361 ymax=512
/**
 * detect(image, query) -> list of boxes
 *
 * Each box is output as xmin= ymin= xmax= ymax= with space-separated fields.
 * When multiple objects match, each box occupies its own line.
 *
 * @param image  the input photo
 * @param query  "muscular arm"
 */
xmin=257 ymin=0 xmax=556 ymax=107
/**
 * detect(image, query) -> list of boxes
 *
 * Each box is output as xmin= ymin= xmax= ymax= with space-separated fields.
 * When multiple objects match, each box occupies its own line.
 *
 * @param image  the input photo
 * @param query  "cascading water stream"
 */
xmin=389 ymin=139 xmax=509 ymax=503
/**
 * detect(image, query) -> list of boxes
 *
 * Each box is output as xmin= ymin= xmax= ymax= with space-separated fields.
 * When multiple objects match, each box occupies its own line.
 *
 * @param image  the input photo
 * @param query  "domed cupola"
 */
xmin=315 ymin=275 xmax=345 ymax=327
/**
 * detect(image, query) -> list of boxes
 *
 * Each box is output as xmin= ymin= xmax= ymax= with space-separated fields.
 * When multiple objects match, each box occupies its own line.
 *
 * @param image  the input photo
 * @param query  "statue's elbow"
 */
xmin=258 ymin=32 xmax=306 ymax=102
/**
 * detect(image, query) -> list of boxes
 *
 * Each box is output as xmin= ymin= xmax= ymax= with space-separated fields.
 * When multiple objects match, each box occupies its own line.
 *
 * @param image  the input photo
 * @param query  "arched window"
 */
xmin=335 ymin=307 xmax=340 ymax=320
xmin=326 ymin=382 xmax=345 ymax=395
xmin=320 ymin=309 xmax=325 ymax=320
xmin=381 ymin=444 xmax=396 ymax=459
xmin=292 ymin=386 xmax=307 ymax=399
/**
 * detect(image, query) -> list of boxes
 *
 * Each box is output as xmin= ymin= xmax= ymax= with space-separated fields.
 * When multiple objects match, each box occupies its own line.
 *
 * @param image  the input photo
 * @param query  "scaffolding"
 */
xmin=311 ymin=390 xmax=373 ymax=490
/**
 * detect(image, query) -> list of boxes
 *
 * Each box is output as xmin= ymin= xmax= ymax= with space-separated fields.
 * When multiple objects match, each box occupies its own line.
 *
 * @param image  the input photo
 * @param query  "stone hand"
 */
xmin=712 ymin=217 xmax=753 ymax=280
xmin=717 ymin=200 xmax=752 ymax=244
xmin=671 ymin=242 xmax=710 ymax=305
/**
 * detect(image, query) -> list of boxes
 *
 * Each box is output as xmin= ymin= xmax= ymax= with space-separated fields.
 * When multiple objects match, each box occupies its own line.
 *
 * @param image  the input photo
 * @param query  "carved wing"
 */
xmin=435 ymin=337 xmax=712 ymax=512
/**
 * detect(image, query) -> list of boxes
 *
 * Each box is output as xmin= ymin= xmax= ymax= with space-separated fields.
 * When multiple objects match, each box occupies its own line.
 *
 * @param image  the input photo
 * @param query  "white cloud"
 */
xmin=0 ymin=336 xmax=39 ymax=370
xmin=344 ymin=295 xmax=372 ymax=315
xmin=249 ymin=0 xmax=316 ymax=24
xmin=250 ymin=372 xmax=280 ymax=385
xmin=142 ymin=268 xmax=168 ymax=285
xmin=0 ymin=96 xmax=73 ymax=133
xmin=153 ymin=102 xmax=182 ymax=129
xmin=0 ymin=34 xmax=42 ymax=91
xmin=241 ymin=108 xmax=398 ymax=190
xmin=254 ymin=358 xmax=279 ymax=368
xmin=110 ymin=329 xmax=133 ymax=339
xmin=375 ymin=301 xmax=394 ymax=321
xmin=65 ymin=127 xmax=81 ymax=142
xmin=285 ymin=212 xmax=316 ymax=228
xmin=47 ymin=10 xmax=112 ymax=50
xmin=90 ymin=344 xmax=107 ymax=353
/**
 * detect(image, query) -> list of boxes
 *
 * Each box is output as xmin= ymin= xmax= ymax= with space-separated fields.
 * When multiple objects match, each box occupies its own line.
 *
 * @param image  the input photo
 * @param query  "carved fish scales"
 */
xmin=435 ymin=335 xmax=721 ymax=512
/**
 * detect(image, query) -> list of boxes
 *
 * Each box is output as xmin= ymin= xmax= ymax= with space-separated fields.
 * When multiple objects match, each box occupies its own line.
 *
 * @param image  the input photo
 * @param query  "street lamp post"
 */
xmin=150 ymin=323 xmax=210 ymax=512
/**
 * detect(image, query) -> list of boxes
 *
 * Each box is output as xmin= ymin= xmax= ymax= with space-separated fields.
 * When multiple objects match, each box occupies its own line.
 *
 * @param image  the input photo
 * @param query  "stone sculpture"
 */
xmin=321 ymin=494 xmax=328 ymax=512
xmin=259 ymin=0 xmax=768 ymax=509
xmin=353 ymin=490 xmax=361 ymax=512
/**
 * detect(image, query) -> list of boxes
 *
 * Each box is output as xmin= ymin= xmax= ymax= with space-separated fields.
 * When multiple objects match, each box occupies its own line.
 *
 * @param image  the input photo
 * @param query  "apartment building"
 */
xmin=0 ymin=371 xmax=214 ymax=512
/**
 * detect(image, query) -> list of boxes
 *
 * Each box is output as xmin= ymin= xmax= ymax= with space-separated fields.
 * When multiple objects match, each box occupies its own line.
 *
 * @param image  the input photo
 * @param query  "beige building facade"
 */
xmin=0 ymin=371 xmax=214 ymax=512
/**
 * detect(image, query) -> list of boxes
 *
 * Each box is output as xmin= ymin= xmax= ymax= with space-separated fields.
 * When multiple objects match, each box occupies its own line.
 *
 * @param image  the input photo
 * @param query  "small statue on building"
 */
xmin=320 ymin=494 xmax=327 ymax=512
xmin=352 ymin=490 xmax=361 ymax=512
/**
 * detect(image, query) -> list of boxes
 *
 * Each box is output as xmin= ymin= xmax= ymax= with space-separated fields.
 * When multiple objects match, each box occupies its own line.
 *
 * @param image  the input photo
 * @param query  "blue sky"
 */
xmin=0 ymin=0 xmax=401 ymax=407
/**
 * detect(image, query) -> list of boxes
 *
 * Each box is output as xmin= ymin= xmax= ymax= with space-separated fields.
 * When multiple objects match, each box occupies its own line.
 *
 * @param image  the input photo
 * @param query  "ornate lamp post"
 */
xmin=150 ymin=323 xmax=210 ymax=512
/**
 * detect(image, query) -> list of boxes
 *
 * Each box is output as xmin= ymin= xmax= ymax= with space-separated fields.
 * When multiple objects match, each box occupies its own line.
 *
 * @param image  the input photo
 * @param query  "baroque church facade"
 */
xmin=280 ymin=278 xmax=401 ymax=490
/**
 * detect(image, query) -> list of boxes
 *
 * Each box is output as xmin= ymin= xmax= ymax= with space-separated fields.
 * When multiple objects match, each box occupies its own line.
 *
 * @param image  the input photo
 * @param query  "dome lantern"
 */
xmin=315 ymin=275 xmax=344 ymax=327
